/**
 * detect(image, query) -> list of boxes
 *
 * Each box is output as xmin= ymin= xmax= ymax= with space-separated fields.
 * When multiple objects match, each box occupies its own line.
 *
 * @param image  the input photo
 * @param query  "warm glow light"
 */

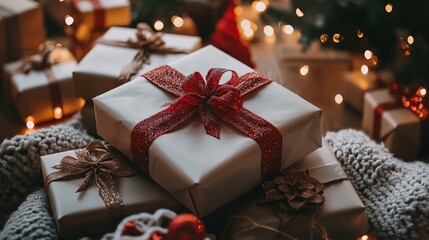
xmin=56 ymin=43 xmax=63 ymax=48
xmin=53 ymin=107 xmax=63 ymax=120
xmin=300 ymin=65 xmax=309 ymax=76
xmin=357 ymin=29 xmax=364 ymax=38
xmin=407 ymin=35 xmax=414 ymax=45
xmin=282 ymin=24 xmax=294 ymax=35
xmin=333 ymin=33 xmax=341 ymax=43
xmin=420 ymin=88 xmax=427 ymax=97
xmin=364 ymin=50 xmax=373 ymax=60
xmin=64 ymin=15 xmax=74 ymax=26
xmin=320 ymin=34 xmax=328 ymax=43
xmin=154 ymin=20 xmax=164 ymax=31
xmin=335 ymin=94 xmax=343 ymax=104
xmin=26 ymin=116 xmax=35 ymax=130
xmin=296 ymin=8 xmax=304 ymax=17
xmin=171 ymin=16 xmax=184 ymax=28
xmin=241 ymin=19 xmax=251 ymax=29
xmin=263 ymin=25 xmax=274 ymax=36
xmin=234 ymin=6 xmax=243 ymax=16
xmin=361 ymin=65 xmax=369 ymax=75
xmin=385 ymin=3 xmax=393 ymax=13
xmin=361 ymin=235 xmax=369 ymax=240
xmin=243 ymin=28 xmax=254 ymax=38
xmin=254 ymin=1 xmax=267 ymax=12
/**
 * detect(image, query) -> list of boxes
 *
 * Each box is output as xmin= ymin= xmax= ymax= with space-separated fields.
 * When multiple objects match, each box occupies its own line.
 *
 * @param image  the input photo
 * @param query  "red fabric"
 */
xmin=210 ymin=5 xmax=255 ymax=68
xmin=131 ymin=65 xmax=282 ymax=180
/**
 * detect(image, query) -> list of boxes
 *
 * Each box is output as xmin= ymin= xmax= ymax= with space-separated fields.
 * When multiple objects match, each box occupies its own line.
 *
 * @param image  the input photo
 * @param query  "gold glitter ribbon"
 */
xmin=45 ymin=141 xmax=138 ymax=221
xmin=99 ymin=23 xmax=190 ymax=85
xmin=12 ymin=42 xmax=64 ymax=110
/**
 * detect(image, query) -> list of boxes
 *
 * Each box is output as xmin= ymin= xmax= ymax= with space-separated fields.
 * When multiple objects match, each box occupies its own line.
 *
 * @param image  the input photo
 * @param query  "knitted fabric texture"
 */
xmin=325 ymin=129 xmax=429 ymax=240
xmin=0 ymin=190 xmax=58 ymax=240
xmin=0 ymin=118 xmax=93 ymax=227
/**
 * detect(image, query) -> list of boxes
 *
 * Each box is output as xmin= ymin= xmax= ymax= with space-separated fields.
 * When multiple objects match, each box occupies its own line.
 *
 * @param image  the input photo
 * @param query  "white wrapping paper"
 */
xmin=93 ymin=45 xmax=322 ymax=216
xmin=362 ymin=88 xmax=420 ymax=161
xmin=225 ymin=139 xmax=368 ymax=240
xmin=41 ymin=148 xmax=183 ymax=240
xmin=4 ymin=47 xmax=83 ymax=123
xmin=73 ymin=26 xmax=202 ymax=100
xmin=343 ymin=70 xmax=394 ymax=111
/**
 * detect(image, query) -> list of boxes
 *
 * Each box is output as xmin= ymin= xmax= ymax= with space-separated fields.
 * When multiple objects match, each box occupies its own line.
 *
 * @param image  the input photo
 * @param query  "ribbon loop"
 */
xmin=132 ymin=65 xmax=282 ymax=180
xmin=45 ymin=140 xmax=137 ymax=221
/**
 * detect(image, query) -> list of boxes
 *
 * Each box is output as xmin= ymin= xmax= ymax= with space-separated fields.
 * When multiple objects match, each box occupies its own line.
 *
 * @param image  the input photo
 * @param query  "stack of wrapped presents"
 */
xmin=1 ymin=0 xmax=370 ymax=239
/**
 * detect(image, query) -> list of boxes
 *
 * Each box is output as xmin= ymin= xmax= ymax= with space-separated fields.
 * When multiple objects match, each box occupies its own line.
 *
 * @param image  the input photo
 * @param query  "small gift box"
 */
xmin=223 ymin=139 xmax=368 ymax=239
xmin=72 ymin=0 xmax=131 ymax=42
xmin=93 ymin=45 xmax=322 ymax=217
xmin=41 ymin=141 xmax=184 ymax=240
xmin=362 ymin=88 xmax=429 ymax=161
xmin=0 ymin=0 xmax=46 ymax=63
xmin=4 ymin=43 xmax=83 ymax=124
xmin=343 ymin=70 xmax=394 ymax=111
xmin=73 ymin=24 xmax=202 ymax=100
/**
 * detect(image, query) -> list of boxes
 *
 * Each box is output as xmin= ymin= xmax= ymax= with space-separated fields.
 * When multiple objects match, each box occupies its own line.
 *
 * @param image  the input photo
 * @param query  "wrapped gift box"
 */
xmin=73 ymin=26 xmax=202 ymax=100
xmin=41 ymin=145 xmax=184 ymax=240
xmin=93 ymin=45 xmax=323 ymax=217
xmin=4 ymin=46 xmax=83 ymax=124
xmin=0 ymin=0 xmax=46 ymax=63
xmin=343 ymin=70 xmax=394 ymax=111
xmin=224 ymin=139 xmax=368 ymax=240
xmin=362 ymin=88 xmax=428 ymax=161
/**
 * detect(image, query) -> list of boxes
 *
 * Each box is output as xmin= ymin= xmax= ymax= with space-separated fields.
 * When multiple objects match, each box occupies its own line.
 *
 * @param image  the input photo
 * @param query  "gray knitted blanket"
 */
xmin=0 ymin=123 xmax=428 ymax=239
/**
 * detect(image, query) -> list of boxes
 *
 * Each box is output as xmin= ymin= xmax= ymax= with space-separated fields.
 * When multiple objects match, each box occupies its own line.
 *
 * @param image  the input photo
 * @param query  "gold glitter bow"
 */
xmin=100 ymin=23 xmax=190 ymax=85
xmin=45 ymin=141 xmax=138 ymax=221
xmin=15 ymin=42 xmax=56 ymax=74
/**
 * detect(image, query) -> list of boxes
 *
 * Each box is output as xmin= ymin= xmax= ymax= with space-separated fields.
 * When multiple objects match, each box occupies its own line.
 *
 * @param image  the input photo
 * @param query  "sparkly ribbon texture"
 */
xmin=45 ymin=141 xmax=137 ymax=221
xmin=100 ymin=23 xmax=190 ymax=85
xmin=131 ymin=65 xmax=283 ymax=180
xmin=14 ymin=42 xmax=63 ymax=111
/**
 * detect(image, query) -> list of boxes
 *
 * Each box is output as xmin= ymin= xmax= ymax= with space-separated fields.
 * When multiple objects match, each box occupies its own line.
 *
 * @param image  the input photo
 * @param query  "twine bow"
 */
xmin=101 ymin=23 xmax=190 ymax=85
xmin=131 ymin=66 xmax=283 ymax=180
xmin=45 ymin=141 xmax=138 ymax=221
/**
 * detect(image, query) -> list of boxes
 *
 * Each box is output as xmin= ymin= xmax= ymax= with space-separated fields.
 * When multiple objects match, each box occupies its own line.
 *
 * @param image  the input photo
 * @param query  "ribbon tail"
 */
xmin=95 ymin=173 xmax=125 ymax=222
xmin=219 ymin=108 xmax=282 ymax=180
xmin=131 ymin=106 xmax=197 ymax=175
xmin=199 ymin=105 xmax=220 ymax=139
xmin=45 ymin=169 xmax=87 ymax=186
xmin=116 ymin=50 xmax=148 ymax=86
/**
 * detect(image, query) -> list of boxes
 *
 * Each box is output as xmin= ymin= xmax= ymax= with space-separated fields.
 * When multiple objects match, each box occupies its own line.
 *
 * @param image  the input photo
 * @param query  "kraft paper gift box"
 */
xmin=223 ymin=139 xmax=368 ymax=240
xmin=72 ymin=0 xmax=131 ymax=43
xmin=93 ymin=45 xmax=323 ymax=217
xmin=362 ymin=88 xmax=429 ymax=161
xmin=73 ymin=26 xmax=202 ymax=100
xmin=4 ymin=46 xmax=83 ymax=124
xmin=0 ymin=0 xmax=46 ymax=63
xmin=343 ymin=70 xmax=394 ymax=111
xmin=41 ymin=144 xmax=184 ymax=240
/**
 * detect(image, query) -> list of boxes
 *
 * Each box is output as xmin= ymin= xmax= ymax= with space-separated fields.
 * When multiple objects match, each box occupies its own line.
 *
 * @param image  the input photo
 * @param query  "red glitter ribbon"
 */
xmin=90 ymin=0 xmax=105 ymax=29
xmin=131 ymin=65 xmax=282 ymax=180
xmin=372 ymin=101 xmax=401 ymax=141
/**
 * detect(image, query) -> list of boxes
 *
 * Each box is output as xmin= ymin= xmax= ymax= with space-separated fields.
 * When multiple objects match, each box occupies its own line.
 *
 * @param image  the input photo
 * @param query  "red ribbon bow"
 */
xmin=131 ymin=66 xmax=283 ymax=180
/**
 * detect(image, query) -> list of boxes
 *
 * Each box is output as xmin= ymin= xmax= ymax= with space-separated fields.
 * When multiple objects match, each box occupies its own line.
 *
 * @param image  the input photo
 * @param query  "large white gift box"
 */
xmin=73 ymin=26 xmax=202 ymax=100
xmin=93 ymin=45 xmax=322 ymax=216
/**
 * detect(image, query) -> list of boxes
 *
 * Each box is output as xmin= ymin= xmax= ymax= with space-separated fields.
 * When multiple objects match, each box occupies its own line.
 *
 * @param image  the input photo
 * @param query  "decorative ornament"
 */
xmin=103 ymin=209 xmax=207 ymax=240
xmin=262 ymin=169 xmax=324 ymax=210
xmin=166 ymin=214 xmax=206 ymax=240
